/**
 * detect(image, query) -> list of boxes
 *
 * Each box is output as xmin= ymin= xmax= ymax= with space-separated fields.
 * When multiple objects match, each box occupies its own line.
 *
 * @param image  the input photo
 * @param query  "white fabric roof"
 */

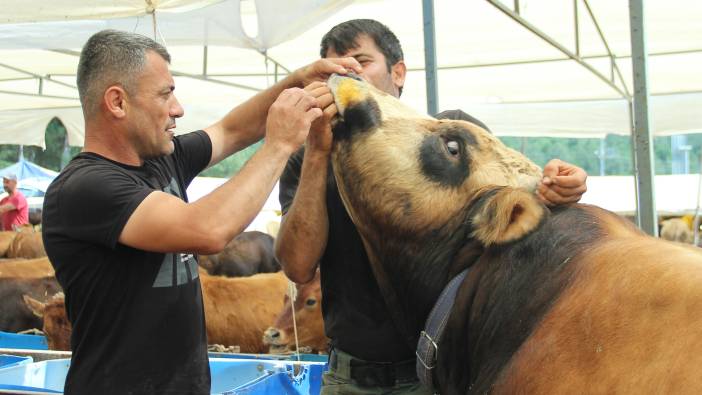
xmin=0 ymin=0 xmax=700 ymax=147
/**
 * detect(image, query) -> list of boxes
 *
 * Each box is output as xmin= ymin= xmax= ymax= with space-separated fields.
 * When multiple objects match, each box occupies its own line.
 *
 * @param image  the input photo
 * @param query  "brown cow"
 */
xmin=0 ymin=257 xmax=54 ymax=278
xmin=201 ymin=271 xmax=288 ymax=352
xmin=263 ymin=270 xmax=327 ymax=354
xmin=24 ymin=292 xmax=70 ymax=351
xmin=28 ymin=271 xmax=289 ymax=353
xmin=0 ymin=231 xmax=17 ymax=256
xmin=6 ymin=231 xmax=46 ymax=259
xmin=0 ymin=276 xmax=61 ymax=332
xmin=327 ymin=74 xmax=702 ymax=394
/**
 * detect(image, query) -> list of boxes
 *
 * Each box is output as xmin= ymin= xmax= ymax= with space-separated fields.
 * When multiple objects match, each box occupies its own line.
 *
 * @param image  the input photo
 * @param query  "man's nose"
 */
xmin=171 ymin=96 xmax=184 ymax=118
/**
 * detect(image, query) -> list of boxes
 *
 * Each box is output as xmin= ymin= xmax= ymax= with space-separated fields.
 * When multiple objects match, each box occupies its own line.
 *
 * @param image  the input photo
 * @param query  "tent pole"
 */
xmin=628 ymin=0 xmax=657 ymax=236
xmin=422 ymin=0 xmax=439 ymax=115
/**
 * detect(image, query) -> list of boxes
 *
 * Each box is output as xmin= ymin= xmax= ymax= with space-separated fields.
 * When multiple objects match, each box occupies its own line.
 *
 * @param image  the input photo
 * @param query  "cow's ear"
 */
xmin=23 ymin=294 xmax=45 ymax=318
xmin=470 ymin=187 xmax=546 ymax=246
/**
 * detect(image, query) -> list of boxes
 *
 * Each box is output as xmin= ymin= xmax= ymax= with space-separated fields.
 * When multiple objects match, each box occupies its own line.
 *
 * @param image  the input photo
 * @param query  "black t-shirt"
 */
xmin=42 ymin=131 xmax=212 ymax=395
xmin=278 ymin=110 xmax=487 ymax=363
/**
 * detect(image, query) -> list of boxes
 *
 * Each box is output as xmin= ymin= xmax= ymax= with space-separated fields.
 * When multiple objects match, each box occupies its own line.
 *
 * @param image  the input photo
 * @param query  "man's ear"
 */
xmin=470 ymin=187 xmax=546 ymax=246
xmin=391 ymin=60 xmax=406 ymax=93
xmin=104 ymin=85 xmax=128 ymax=119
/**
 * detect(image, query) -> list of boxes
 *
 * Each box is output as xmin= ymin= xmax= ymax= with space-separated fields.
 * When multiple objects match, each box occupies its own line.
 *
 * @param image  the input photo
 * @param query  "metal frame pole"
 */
xmin=422 ymin=0 xmax=439 ymax=115
xmin=629 ymin=0 xmax=657 ymax=235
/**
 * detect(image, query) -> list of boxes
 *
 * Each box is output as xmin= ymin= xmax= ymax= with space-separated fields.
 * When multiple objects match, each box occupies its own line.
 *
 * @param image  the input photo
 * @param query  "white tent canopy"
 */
xmin=0 ymin=0 xmax=700 ymax=147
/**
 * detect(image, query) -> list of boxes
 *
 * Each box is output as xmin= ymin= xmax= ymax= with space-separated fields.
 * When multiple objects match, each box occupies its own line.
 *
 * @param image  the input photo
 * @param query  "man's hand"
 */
xmin=294 ymin=58 xmax=362 ymax=87
xmin=265 ymin=88 xmax=323 ymax=154
xmin=303 ymin=81 xmax=337 ymax=155
xmin=537 ymin=159 xmax=588 ymax=206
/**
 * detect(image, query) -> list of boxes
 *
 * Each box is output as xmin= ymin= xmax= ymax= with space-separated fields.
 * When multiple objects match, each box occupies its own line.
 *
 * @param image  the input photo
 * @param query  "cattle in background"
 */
xmin=660 ymin=217 xmax=693 ymax=244
xmin=28 ymin=209 xmax=42 ymax=227
xmin=24 ymin=292 xmax=70 ymax=351
xmin=30 ymin=271 xmax=289 ymax=353
xmin=328 ymin=74 xmax=702 ymax=394
xmin=6 ymin=231 xmax=46 ymax=259
xmin=0 ymin=231 xmax=17 ymax=256
xmin=0 ymin=276 xmax=61 ymax=332
xmin=0 ymin=257 xmax=54 ymax=278
xmin=199 ymin=231 xmax=280 ymax=277
xmin=263 ymin=270 xmax=326 ymax=354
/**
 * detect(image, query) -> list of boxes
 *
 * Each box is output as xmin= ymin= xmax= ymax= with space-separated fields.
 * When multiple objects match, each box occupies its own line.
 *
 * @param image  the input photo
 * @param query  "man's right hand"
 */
xmin=303 ymin=81 xmax=337 ymax=155
xmin=265 ymin=88 xmax=323 ymax=154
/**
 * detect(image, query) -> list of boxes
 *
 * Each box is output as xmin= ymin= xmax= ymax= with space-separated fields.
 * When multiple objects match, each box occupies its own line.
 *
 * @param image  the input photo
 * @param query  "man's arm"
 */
xmin=203 ymin=58 xmax=362 ymax=168
xmin=538 ymin=159 xmax=588 ymax=205
xmin=119 ymin=88 xmax=322 ymax=254
xmin=275 ymin=82 xmax=336 ymax=284
xmin=0 ymin=203 xmax=15 ymax=214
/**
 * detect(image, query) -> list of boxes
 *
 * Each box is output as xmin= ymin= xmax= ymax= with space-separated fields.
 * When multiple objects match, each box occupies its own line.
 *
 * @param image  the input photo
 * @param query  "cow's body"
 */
xmin=199 ymin=231 xmax=280 ymax=277
xmin=201 ymin=271 xmax=288 ymax=352
xmin=0 ymin=231 xmax=17 ymax=256
xmin=263 ymin=270 xmax=326 ymax=354
xmin=6 ymin=231 xmax=46 ymax=259
xmin=327 ymin=74 xmax=702 ymax=394
xmin=35 ymin=271 xmax=288 ymax=353
xmin=0 ymin=257 xmax=54 ymax=278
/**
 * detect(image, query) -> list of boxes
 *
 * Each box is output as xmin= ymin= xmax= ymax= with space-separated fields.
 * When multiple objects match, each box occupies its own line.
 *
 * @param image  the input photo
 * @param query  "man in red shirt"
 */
xmin=0 ymin=174 xmax=29 ymax=231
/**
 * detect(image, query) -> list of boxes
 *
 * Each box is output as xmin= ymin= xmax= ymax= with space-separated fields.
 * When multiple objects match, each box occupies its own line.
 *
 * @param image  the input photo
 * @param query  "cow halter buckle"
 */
xmin=416 ymin=330 xmax=438 ymax=370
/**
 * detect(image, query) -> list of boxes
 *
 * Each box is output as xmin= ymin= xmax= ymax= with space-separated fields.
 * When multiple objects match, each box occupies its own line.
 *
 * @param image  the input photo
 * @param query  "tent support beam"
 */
xmin=170 ymin=71 xmax=261 ymax=92
xmin=405 ymin=48 xmax=702 ymax=72
xmin=582 ymin=0 xmax=631 ymax=97
xmin=257 ymin=51 xmax=291 ymax=74
xmin=422 ymin=0 xmax=439 ymax=115
xmin=50 ymin=47 xmax=271 ymax=92
xmin=0 ymin=62 xmax=76 ymax=90
xmin=485 ymin=0 xmax=629 ymax=99
xmin=629 ymin=0 xmax=657 ymax=236
xmin=0 ymin=89 xmax=78 ymax=100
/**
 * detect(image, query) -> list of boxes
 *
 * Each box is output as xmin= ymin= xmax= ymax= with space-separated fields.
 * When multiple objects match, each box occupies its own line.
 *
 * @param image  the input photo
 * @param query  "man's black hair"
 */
xmin=320 ymin=19 xmax=404 ymax=73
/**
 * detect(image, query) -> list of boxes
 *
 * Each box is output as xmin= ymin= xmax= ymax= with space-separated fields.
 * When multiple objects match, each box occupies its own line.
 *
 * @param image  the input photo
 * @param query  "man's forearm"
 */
xmin=276 ymin=150 xmax=330 ymax=283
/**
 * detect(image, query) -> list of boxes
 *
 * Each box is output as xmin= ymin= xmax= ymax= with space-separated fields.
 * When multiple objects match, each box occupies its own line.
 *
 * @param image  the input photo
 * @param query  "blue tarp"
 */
xmin=0 ymin=159 xmax=58 ymax=193
xmin=0 ymin=159 xmax=57 ymax=182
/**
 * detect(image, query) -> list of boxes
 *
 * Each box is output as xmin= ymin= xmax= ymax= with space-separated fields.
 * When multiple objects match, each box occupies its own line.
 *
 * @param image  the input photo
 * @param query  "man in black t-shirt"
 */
xmin=275 ymin=19 xmax=589 ymax=394
xmin=42 ymin=29 xmax=362 ymax=395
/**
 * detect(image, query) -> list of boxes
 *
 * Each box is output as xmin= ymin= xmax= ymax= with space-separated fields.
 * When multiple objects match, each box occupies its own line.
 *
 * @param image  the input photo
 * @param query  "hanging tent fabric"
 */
xmin=0 ymin=0 xmax=699 ymax=148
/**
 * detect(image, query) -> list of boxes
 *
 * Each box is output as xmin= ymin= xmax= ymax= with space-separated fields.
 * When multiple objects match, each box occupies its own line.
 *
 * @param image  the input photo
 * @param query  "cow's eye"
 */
xmin=446 ymin=140 xmax=460 ymax=156
xmin=305 ymin=298 xmax=317 ymax=307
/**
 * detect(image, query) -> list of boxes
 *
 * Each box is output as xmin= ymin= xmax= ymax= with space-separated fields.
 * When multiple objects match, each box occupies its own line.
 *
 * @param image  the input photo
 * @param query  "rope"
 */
xmin=287 ymin=279 xmax=301 ymax=362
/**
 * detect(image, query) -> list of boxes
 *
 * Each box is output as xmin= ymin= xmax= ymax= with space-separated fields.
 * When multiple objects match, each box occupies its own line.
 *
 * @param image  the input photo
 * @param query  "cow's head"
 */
xmin=328 ymin=74 xmax=545 ymax=247
xmin=24 ymin=292 xmax=71 ymax=351
xmin=262 ymin=271 xmax=327 ymax=354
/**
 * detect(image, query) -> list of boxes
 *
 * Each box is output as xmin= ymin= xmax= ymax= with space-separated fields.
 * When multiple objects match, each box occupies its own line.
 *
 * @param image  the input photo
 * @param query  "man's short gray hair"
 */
xmin=77 ymin=29 xmax=171 ymax=118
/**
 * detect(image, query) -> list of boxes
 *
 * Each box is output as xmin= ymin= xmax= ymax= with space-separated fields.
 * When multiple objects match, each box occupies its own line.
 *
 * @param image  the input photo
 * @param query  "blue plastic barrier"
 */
xmin=0 ymin=356 xmax=326 ymax=394
xmin=0 ymin=331 xmax=48 ymax=350
xmin=0 ymin=354 xmax=32 ymax=370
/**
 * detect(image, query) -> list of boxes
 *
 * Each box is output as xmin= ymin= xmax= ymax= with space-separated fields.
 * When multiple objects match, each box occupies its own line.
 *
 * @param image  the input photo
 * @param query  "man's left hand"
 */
xmin=537 ymin=159 xmax=588 ymax=206
xmin=294 ymin=58 xmax=362 ymax=87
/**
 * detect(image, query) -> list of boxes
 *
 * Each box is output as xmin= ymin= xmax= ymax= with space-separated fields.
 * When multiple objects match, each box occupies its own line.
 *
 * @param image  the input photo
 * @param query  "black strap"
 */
xmin=416 ymin=268 xmax=469 ymax=390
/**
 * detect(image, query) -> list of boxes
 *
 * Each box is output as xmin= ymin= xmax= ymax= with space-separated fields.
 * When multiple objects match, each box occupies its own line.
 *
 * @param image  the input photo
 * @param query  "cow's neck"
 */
xmin=434 ymin=205 xmax=609 ymax=395
xmin=359 ymin=213 xmax=482 ymax=349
